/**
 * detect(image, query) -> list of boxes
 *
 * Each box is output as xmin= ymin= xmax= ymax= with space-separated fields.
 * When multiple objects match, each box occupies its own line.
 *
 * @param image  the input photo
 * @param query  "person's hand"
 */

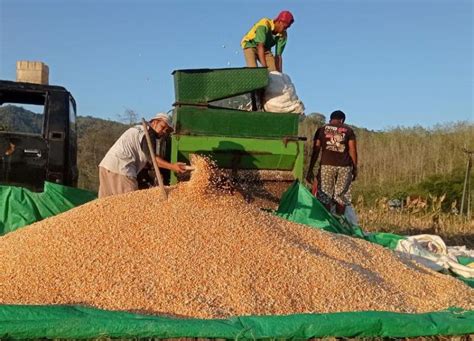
xmin=305 ymin=170 xmax=314 ymax=184
xmin=352 ymin=166 xmax=358 ymax=181
xmin=172 ymin=162 xmax=187 ymax=174
xmin=311 ymin=179 xmax=318 ymax=196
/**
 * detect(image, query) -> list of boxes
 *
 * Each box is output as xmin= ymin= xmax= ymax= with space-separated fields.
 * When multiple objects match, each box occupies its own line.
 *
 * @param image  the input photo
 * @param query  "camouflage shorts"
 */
xmin=317 ymin=165 xmax=353 ymax=206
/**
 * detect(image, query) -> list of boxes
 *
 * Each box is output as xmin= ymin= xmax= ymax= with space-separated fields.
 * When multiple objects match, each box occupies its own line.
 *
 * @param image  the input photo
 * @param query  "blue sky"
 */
xmin=0 ymin=0 xmax=472 ymax=130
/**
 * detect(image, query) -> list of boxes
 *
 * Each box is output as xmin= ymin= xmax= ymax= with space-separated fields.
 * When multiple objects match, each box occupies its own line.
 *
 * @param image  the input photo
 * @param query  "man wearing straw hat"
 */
xmin=98 ymin=113 xmax=186 ymax=198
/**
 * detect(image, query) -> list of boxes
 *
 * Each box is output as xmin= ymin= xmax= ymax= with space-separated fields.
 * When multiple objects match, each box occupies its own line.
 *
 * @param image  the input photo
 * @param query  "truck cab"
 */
xmin=0 ymin=80 xmax=78 ymax=191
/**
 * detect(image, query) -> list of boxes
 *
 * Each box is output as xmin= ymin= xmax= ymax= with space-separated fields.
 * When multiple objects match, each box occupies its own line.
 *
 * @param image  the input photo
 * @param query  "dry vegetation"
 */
xmin=77 ymin=116 xmax=128 ymax=190
xmin=354 ymin=195 xmax=474 ymax=249
xmin=299 ymin=115 xmax=473 ymax=191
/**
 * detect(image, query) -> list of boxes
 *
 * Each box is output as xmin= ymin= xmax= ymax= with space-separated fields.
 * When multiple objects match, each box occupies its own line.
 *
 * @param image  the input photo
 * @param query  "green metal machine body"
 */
xmin=170 ymin=68 xmax=304 ymax=190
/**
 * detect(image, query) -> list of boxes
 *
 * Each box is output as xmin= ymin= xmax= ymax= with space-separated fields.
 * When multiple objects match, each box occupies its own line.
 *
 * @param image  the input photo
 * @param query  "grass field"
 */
xmin=355 ymin=195 xmax=474 ymax=249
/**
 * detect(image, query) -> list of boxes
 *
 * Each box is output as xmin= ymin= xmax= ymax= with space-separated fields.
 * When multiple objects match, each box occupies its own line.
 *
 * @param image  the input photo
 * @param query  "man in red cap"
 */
xmin=241 ymin=11 xmax=294 ymax=72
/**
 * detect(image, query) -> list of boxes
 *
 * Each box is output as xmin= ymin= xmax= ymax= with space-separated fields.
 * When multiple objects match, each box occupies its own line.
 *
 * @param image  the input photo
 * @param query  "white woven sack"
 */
xmin=344 ymin=205 xmax=359 ymax=225
xmin=264 ymin=71 xmax=305 ymax=114
xmin=395 ymin=234 xmax=474 ymax=278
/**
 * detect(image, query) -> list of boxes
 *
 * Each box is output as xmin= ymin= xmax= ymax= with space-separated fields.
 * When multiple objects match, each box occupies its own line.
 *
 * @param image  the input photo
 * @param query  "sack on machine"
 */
xmin=264 ymin=71 xmax=305 ymax=114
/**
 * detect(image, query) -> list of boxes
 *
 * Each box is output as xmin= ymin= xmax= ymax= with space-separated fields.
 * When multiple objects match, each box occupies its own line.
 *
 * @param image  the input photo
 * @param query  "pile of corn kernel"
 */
xmin=0 ymin=156 xmax=472 ymax=318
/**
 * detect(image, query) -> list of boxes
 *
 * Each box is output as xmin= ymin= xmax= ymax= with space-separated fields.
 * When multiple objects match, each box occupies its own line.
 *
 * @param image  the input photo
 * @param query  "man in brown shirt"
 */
xmin=306 ymin=110 xmax=358 ymax=215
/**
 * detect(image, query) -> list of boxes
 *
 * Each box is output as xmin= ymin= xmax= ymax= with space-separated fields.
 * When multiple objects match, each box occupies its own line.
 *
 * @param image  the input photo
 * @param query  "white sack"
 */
xmin=264 ymin=71 xmax=305 ymax=114
xmin=395 ymin=234 xmax=474 ymax=278
xmin=344 ymin=205 xmax=359 ymax=226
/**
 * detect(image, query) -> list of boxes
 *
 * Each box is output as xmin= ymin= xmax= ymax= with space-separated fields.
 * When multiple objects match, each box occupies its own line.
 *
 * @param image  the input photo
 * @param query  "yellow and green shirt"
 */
xmin=241 ymin=18 xmax=288 ymax=56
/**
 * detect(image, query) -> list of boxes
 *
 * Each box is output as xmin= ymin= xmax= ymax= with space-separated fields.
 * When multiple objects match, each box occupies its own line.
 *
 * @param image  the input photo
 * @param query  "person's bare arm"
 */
xmin=348 ymin=139 xmax=357 ymax=167
xmin=306 ymin=139 xmax=321 ymax=183
xmin=348 ymin=139 xmax=358 ymax=180
xmin=257 ymin=43 xmax=267 ymax=67
xmin=275 ymin=55 xmax=283 ymax=72
xmin=155 ymin=156 xmax=186 ymax=174
xmin=141 ymin=135 xmax=186 ymax=174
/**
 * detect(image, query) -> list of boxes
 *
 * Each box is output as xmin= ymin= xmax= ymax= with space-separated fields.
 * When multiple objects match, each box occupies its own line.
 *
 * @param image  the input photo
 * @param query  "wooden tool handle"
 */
xmin=142 ymin=118 xmax=167 ymax=200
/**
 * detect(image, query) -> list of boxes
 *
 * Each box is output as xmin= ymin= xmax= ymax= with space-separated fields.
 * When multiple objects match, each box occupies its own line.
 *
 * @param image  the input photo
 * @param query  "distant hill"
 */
xmin=75 ymin=115 xmax=128 ymax=190
xmin=0 ymin=105 xmax=43 ymax=134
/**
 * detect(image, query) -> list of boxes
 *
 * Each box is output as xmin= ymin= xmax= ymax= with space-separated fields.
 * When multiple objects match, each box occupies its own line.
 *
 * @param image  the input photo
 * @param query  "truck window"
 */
xmin=69 ymin=97 xmax=76 ymax=133
xmin=0 ymin=91 xmax=46 ymax=135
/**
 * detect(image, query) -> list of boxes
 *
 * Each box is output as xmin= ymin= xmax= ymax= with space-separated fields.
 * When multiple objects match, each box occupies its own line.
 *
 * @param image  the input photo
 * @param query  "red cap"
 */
xmin=275 ymin=10 xmax=294 ymax=25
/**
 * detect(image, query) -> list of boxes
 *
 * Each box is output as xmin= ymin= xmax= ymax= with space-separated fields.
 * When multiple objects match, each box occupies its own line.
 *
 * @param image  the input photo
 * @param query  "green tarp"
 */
xmin=276 ymin=181 xmax=404 ymax=249
xmin=0 ymin=182 xmax=97 ymax=236
xmin=0 ymin=305 xmax=473 ymax=339
xmin=0 ymin=181 xmax=473 ymax=338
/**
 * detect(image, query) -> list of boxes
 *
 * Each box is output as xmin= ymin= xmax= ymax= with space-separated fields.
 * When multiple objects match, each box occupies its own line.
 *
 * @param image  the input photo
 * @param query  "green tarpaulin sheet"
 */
xmin=0 ymin=305 xmax=473 ymax=339
xmin=0 ymin=182 xmax=97 ymax=236
xmin=0 ymin=181 xmax=473 ymax=338
xmin=276 ymin=181 xmax=404 ymax=248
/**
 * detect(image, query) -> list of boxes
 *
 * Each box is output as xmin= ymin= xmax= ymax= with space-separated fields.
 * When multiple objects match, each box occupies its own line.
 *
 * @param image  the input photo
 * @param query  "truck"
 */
xmin=0 ymin=80 xmax=78 ymax=191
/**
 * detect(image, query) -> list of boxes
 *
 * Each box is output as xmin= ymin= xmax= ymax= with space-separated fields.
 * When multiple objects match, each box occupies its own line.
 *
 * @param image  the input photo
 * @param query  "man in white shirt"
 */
xmin=98 ymin=113 xmax=186 ymax=198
